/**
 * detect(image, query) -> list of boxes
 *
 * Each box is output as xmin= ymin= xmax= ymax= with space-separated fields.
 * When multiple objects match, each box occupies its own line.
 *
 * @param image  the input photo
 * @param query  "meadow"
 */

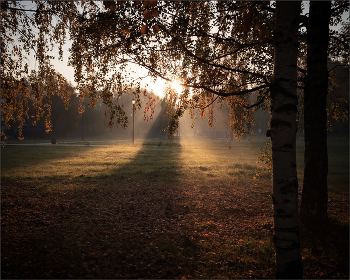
xmin=1 ymin=137 xmax=348 ymax=279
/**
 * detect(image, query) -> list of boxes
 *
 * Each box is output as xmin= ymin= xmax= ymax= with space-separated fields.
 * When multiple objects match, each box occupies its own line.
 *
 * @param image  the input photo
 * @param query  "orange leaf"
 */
xmin=254 ymin=22 xmax=260 ymax=31
xmin=109 ymin=1 xmax=116 ymax=11
xmin=149 ymin=0 xmax=157 ymax=7
xmin=143 ymin=1 xmax=149 ymax=8
xmin=259 ymin=27 xmax=268 ymax=42
xmin=141 ymin=25 xmax=148 ymax=34
xmin=134 ymin=0 xmax=141 ymax=4
xmin=103 ymin=1 xmax=113 ymax=9
xmin=151 ymin=8 xmax=158 ymax=17
xmin=153 ymin=25 xmax=159 ymax=33
xmin=143 ymin=9 xmax=152 ymax=20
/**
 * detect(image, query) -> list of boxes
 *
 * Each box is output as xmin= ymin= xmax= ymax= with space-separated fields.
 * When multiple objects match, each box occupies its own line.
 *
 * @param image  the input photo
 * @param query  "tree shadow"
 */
xmin=1 ymin=115 xmax=203 ymax=279
xmin=299 ymin=217 xmax=349 ymax=278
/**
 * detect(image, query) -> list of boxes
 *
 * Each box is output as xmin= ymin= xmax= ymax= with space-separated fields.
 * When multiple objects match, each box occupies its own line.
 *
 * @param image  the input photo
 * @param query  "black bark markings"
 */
xmin=270 ymin=119 xmax=292 ymax=128
xmin=274 ymin=104 xmax=297 ymax=114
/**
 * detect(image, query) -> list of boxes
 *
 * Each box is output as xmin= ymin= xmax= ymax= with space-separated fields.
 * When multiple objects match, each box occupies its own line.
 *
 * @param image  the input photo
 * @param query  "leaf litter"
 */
xmin=1 ymin=173 xmax=348 ymax=279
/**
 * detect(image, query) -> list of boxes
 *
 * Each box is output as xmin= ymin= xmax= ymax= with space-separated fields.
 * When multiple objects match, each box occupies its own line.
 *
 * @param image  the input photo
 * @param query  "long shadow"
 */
xmin=110 ymin=139 xmax=182 ymax=182
xmin=1 ymin=115 xmax=203 ymax=279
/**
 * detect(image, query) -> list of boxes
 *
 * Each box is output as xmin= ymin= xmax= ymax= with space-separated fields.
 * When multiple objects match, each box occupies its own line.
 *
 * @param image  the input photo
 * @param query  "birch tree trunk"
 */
xmin=270 ymin=1 xmax=303 ymax=278
xmin=300 ymin=1 xmax=332 ymax=224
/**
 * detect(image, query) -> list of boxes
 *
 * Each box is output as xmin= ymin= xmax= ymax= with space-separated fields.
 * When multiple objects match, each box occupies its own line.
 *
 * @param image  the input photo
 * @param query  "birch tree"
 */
xmin=269 ymin=1 xmax=303 ymax=277
xmin=299 ymin=1 xmax=348 ymax=224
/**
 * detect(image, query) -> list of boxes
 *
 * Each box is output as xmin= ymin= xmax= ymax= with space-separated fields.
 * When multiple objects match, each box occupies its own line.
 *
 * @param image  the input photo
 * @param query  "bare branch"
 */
xmin=297 ymin=67 xmax=307 ymax=74
xmin=245 ymin=94 xmax=268 ymax=110
xmin=194 ymin=95 xmax=220 ymax=110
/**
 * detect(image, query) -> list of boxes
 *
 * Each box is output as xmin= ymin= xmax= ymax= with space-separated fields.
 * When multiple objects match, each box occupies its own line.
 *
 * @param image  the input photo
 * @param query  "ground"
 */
xmin=1 ymin=138 xmax=349 ymax=278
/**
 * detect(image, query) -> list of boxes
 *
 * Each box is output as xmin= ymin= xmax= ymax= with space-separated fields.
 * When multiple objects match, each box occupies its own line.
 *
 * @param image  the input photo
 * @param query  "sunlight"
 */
xmin=170 ymin=80 xmax=184 ymax=94
xmin=148 ymin=77 xmax=167 ymax=98
xmin=147 ymin=77 xmax=185 ymax=99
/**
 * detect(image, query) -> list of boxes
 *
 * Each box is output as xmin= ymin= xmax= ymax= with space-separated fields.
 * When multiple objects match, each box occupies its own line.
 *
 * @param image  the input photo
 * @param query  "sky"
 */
xmin=49 ymin=41 xmax=171 ymax=99
xmin=32 ymin=1 xmax=348 ymax=99
xmin=16 ymin=0 xmax=171 ymax=99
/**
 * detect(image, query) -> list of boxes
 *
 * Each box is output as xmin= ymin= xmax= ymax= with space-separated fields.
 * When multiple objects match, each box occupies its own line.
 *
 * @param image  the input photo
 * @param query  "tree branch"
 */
xmin=244 ymin=93 xmax=268 ymax=109
xmin=297 ymin=67 xmax=307 ymax=75
xmin=159 ymin=24 xmax=270 ymax=84
xmin=331 ymin=3 xmax=349 ymax=14
xmin=328 ymin=64 xmax=348 ymax=73
xmin=135 ymin=59 xmax=270 ymax=98
xmin=329 ymin=35 xmax=350 ymax=50
xmin=194 ymin=95 xmax=220 ymax=110
xmin=2 ymin=6 xmax=54 ymax=14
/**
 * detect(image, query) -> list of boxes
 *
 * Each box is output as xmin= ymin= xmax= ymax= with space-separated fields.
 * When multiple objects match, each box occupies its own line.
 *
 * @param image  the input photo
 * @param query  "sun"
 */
xmin=148 ymin=77 xmax=184 ymax=99
xmin=170 ymin=80 xmax=183 ymax=94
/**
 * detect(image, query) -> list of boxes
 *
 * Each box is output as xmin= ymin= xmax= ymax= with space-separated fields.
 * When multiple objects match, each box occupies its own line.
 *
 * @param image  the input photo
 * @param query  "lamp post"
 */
xmin=132 ymin=99 xmax=135 ymax=144
xmin=81 ymin=105 xmax=85 ymax=141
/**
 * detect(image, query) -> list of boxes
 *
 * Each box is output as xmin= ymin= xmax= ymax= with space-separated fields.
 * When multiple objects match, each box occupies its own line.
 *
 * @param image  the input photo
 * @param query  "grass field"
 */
xmin=1 ymin=137 xmax=348 ymax=278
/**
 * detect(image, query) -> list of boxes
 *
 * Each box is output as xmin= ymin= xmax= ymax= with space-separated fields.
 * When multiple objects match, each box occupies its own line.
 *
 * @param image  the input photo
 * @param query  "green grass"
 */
xmin=1 ymin=138 xmax=348 ymax=279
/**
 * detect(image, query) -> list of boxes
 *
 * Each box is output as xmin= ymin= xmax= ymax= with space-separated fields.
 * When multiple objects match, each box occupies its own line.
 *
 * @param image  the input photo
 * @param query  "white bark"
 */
xmin=271 ymin=1 xmax=302 ymax=278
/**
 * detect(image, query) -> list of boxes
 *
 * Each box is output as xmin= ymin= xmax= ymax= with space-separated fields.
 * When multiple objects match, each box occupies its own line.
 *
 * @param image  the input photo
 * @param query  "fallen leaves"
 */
xmin=1 ymin=177 xmax=275 ymax=278
xmin=1 ymin=167 xmax=348 ymax=278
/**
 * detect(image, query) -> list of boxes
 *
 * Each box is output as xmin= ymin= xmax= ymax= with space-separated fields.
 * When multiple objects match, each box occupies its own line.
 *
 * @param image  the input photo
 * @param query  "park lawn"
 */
xmin=1 ymin=138 xmax=348 ymax=279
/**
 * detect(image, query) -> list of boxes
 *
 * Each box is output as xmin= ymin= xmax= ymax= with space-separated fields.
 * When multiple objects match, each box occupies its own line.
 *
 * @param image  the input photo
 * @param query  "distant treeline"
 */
xmin=3 ymin=62 xmax=348 ymax=140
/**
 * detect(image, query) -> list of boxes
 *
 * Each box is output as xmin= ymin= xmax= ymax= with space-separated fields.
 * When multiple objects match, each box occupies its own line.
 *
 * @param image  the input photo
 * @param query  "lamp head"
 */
xmin=132 ymin=99 xmax=136 ymax=105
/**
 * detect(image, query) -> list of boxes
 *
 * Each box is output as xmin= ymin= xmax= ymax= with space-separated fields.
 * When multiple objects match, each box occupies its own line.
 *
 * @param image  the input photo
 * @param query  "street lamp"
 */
xmin=132 ymin=99 xmax=136 ymax=144
xmin=81 ymin=105 xmax=85 ymax=141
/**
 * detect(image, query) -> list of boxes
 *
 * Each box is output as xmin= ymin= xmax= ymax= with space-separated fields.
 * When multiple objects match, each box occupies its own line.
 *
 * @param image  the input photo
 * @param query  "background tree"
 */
xmin=1 ymin=1 xmax=99 ymax=143
xmin=300 ymin=1 xmax=332 ymax=224
xmin=299 ymin=1 xmax=349 ymax=224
